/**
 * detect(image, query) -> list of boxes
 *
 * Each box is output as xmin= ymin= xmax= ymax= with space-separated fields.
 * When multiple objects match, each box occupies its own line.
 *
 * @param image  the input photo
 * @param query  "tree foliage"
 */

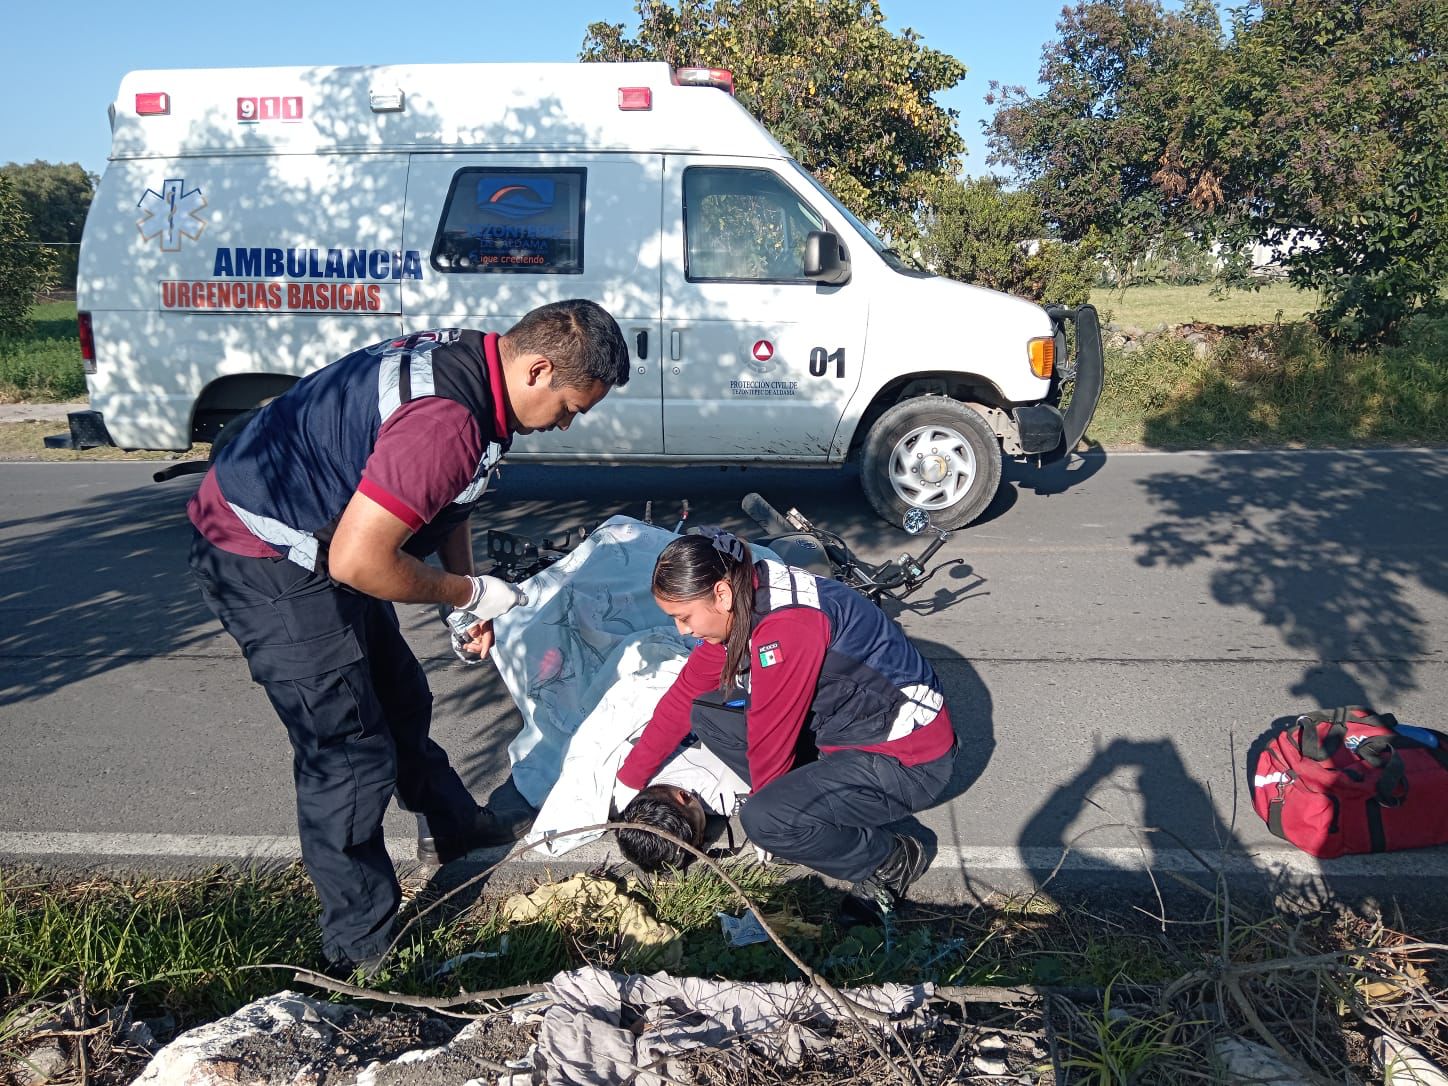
xmin=0 ymin=174 xmax=58 ymax=337
xmin=0 ymin=161 xmax=96 ymax=291
xmin=1201 ymin=0 xmax=1448 ymax=341
xmin=581 ymin=0 xmax=967 ymax=242
xmin=987 ymin=0 xmax=1448 ymax=342
xmin=918 ymin=177 xmax=1096 ymax=305
xmin=985 ymin=0 xmax=1221 ymax=246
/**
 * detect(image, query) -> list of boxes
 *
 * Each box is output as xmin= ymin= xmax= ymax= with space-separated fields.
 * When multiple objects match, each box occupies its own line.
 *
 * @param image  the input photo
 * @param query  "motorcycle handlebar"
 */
xmin=916 ymin=531 xmax=949 ymax=566
xmin=742 ymin=492 xmax=795 ymax=538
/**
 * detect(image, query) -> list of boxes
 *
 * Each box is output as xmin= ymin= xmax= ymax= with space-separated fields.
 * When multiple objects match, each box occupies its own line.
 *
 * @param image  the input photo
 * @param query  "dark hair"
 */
xmin=505 ymin=299 xmax=631 ymax=390
xmin=652 ymin=532 xmax=756 ymax=691
xmin=618 ymin=786 xmax=699 ymax=872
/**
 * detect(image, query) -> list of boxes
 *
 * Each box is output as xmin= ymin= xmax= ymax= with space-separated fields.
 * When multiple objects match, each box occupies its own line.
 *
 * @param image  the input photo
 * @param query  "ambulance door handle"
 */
xmin=670 ymin=330 xmax=681 ymax=360
xmin=634 ymin=329 xmax=648 ymax=360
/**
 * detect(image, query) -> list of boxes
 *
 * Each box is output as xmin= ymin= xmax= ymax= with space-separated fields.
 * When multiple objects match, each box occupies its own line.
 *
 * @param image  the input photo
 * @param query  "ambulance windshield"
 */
xmin=788 ymin=161 xmax=934 ymax=277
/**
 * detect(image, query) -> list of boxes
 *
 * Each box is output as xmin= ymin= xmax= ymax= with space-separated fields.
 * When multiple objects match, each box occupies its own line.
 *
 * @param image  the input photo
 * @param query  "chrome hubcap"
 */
xmin=888 ymin=425 xmax=975 ymax=510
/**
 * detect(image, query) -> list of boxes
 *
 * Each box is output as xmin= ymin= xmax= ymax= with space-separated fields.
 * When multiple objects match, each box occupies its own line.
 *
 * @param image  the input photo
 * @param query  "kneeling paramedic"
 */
xmin=615 ymin=529 xmax=958 ymax=920
xmin=187 ymin=299 xmax=630 ymax=970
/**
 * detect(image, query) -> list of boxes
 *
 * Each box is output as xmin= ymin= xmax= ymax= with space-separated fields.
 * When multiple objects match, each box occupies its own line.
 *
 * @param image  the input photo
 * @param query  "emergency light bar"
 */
xmin=672 ymin=67 xmax=735 ymax=95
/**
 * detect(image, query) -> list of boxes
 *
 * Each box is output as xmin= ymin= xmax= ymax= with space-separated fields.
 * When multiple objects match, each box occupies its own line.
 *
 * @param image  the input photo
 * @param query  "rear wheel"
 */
xmin=860 ymin=396 xmax=1002 ymax=529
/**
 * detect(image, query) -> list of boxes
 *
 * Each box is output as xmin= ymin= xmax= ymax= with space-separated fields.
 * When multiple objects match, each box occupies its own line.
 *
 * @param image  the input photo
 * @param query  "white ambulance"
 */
xmin=75 ymin=61 xmax=1102 ymax=528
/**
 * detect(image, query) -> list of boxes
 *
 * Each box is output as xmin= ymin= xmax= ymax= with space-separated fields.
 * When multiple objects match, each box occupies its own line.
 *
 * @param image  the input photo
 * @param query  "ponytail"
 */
xmin=652 ymin=530 xmax=756 ymax=692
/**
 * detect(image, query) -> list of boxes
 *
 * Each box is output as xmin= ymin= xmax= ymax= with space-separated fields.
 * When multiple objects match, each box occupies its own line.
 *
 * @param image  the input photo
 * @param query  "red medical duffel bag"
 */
xmin=1251 ymin=706 xmax=1448 ymax=858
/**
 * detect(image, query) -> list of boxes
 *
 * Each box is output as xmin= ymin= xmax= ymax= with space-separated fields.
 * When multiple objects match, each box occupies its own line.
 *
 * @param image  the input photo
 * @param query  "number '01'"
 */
xmin=809 ymin=347 xmax=845 ymax=378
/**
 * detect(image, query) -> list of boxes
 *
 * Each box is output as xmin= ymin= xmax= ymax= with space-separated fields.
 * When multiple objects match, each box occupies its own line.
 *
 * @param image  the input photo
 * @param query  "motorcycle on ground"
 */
xmin=484 ymin=492 xmax=953 ymax=606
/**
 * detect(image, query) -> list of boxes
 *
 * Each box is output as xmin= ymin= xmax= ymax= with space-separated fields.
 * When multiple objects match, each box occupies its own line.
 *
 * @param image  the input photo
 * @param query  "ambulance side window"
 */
xmin=430 ymin=168 xmax=586 ymax=274
xmin=683 ymin=167 xmax=825 ymax=283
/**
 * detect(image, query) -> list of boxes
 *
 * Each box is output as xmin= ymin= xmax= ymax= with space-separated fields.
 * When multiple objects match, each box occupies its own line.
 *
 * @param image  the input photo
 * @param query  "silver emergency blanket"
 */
xmin=522 ymin=966 xmax=931 ymax=1086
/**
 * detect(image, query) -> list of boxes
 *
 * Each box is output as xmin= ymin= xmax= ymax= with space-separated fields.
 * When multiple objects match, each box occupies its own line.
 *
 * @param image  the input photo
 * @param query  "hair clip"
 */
xmin=697 ymin=525 xmax=745 ymax=562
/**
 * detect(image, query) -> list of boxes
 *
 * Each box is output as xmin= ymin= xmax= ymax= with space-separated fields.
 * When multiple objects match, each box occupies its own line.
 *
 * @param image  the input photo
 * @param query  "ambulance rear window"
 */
xmin=431 ymin=168 xmax=586 ymax=274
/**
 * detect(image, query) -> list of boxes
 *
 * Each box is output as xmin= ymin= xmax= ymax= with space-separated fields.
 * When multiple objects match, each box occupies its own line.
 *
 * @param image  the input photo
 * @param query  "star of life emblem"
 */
xmin=137 ymin=178 xmax=208 ymax=251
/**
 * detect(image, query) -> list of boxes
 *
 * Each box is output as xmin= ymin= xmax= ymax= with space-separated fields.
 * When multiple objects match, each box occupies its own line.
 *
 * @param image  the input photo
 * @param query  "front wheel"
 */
xmin=860 ymin=396 xmax=1002 ymax=529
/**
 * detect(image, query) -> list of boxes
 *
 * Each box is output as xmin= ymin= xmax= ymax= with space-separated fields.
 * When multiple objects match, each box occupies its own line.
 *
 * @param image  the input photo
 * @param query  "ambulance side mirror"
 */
xmin=804 ymin=231 xmax=850 ymax=285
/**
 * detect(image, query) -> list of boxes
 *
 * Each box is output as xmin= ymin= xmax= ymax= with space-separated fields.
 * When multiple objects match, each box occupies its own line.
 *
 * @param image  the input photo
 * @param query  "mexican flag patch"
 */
xmin=758 ymin=640 xmax=783 ymax=668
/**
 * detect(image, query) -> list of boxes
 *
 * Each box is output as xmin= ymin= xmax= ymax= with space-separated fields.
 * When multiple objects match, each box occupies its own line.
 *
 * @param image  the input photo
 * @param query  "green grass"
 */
xmin=0 ymin=864 xmax=1422 ymax=1084
xmin=1087 ymin=314 xmax=1448 ymax=447
xmin=0 ymin=868 xmax=322 ymax=1023
xmin=0 ymin=301 xmax=86 ymax=402
xmin=1090 ymin=280 xmax=1318 ymax=329
xmin=0 ymin=861 xmax=1184 ymax=1024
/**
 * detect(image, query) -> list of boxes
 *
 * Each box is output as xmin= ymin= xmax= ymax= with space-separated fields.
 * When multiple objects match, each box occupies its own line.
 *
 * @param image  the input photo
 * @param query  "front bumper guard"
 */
xmin=1039 ymin=302 xmax=1105 ymax=461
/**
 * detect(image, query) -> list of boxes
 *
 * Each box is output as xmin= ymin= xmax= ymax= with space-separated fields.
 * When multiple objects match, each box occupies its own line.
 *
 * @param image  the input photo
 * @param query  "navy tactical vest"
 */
xmin=749 ymin=560 xmax=944 ymax=748
xmin=213 ymin=329 xmax=508 ymax=573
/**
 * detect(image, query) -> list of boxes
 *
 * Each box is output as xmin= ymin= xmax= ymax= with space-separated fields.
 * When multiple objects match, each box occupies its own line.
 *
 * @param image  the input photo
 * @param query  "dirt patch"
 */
xmin=221 ymin=1008 xmax=466 ymax=1086
xmin=0 ymin=421 xmax=208 ymax=462
xmin=365 ymin=1015 xmax=535 ymax=1086
xmin=0 ymin=402 xmax=82 ymax=422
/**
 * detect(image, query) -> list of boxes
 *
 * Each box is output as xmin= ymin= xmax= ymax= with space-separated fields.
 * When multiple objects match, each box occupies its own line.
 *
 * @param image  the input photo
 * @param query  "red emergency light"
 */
xmin=618 ymin=87 xmax=653 ymax=111
xmin=135 ymin=92 xmax=170 ymax=116
xmin=672 ymin=67 xmax=735 ymax=95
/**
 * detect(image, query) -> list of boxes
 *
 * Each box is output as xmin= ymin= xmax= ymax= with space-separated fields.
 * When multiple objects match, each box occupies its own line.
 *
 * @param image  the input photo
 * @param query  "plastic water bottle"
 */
xmin=1394 ymin=723 xmax=1440 ymax=747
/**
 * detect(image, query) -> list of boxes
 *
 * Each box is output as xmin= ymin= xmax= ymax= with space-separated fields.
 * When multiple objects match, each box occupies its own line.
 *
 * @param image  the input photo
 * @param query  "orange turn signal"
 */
xmin=1029 ymin=337 xmax=1055 ymax=379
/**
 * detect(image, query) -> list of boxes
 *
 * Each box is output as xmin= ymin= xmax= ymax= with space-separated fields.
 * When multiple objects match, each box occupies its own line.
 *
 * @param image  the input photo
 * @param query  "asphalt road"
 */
xmin=2 ymin=449 xmax=1447 ymax=908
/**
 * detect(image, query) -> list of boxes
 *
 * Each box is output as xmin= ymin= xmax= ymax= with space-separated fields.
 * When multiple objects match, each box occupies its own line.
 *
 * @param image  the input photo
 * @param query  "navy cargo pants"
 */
xmin=189 ymin=532 xmax=479 ymax=964
xmin=689 ymin=691 xmax=955 ymax=883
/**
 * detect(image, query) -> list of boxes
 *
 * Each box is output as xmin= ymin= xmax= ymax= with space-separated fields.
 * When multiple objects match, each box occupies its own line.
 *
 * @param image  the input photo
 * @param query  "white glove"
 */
xmin=441 ymin=575 xmax=527 ymax=663
xmin=461 ymin=574 xmax=528 ymax=621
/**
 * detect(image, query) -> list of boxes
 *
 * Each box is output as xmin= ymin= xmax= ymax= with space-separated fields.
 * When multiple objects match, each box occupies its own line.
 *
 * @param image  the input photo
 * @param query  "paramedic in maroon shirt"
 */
xmin=616 ymin=528 xmax=958 ymax=922
xmin=186 ymin=300 xmax=629 ymax=974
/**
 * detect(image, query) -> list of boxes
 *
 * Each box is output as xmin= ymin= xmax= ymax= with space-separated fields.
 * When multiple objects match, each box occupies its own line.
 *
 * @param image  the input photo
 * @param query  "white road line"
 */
xmin=4 ymin=832 xmax=1446 ymax=881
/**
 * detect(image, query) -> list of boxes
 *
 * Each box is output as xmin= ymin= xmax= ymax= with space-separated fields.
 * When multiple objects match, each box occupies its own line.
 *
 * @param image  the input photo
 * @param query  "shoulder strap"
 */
xmin=1353 ymin=736 xmax=1409 ymax=806
xmin=1296 ymin=706 xmax=1349 ymax=761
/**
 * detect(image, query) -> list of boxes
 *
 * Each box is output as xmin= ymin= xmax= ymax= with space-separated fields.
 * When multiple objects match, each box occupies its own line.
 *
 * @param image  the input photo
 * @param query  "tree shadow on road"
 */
xmin=1130 ymin=449 xmax=1448 ymax=709
xmin=0 ymin=470 xmax=217 ymax=707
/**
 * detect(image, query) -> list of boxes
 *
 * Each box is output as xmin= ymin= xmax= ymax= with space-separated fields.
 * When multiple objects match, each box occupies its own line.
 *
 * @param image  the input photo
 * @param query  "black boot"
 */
xmin=840 ymin=833 xmax=930 ymax=925
xmin=417 ymin=805 xmax=534 ymax=866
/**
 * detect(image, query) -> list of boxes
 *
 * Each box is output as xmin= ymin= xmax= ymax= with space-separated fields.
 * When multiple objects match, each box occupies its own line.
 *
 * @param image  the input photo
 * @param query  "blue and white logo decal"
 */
xmin=478 ymin=178 xmax=556 ymax=219
xmin=137 ymin=179 xmax=207 ymax=252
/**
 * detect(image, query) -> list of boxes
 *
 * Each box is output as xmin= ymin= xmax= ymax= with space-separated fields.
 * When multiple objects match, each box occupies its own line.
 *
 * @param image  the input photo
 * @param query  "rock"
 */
xmin=1212 ymin=1037 xmax=1311 ymax=1085
xmin=1377 ymin=1036 xmax=1448 ymax=1085
xmin=126 ymin=1019 xmax=159 ymax=1051
xmin=972 ymin=1054 xmax=1009 ymax=1076
xmin=1192 ymin=339 xmax=1212 ymax=360
xmin=1121 ymin=340 xmax=1141 ymax=355
xmin=8 ymin=1042 xmax=68 ymax=1086
xmin=133 ymin=991 xmax=349 ymax=1086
